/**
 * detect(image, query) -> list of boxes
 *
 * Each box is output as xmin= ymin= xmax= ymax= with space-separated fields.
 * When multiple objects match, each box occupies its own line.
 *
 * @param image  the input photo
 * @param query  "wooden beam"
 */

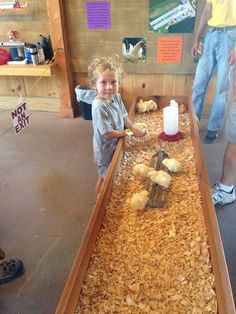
xmin=46 ymin=0 xmax=79 ymax=118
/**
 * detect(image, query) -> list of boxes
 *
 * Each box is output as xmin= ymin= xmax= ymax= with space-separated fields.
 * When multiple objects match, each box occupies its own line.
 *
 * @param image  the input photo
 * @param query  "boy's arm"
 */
xmin=191 ymin=2 xmax=212 ymax=57
xmin=105 ymin=116 xmax=146 ymax=138
xmin=124 ymin=116 xmax=133 ymax=129
xmin=105 ymin=129 xmax=126 ymax=138
xmin=104 ymin=116 xmax=130 ymax=138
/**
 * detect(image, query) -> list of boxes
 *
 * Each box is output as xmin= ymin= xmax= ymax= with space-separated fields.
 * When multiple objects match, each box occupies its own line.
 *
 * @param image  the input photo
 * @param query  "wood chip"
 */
xmin=75 ymin=109 xmax=217 ymax=313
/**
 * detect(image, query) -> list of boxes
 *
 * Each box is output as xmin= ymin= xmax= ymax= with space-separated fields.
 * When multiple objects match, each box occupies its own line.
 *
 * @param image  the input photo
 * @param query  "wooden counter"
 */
xmin=56 ymin=96 xmax=235 ymax=314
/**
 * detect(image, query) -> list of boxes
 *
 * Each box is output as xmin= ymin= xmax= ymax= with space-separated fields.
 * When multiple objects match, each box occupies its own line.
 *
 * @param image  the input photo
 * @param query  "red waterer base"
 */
xmin=159 ymin=131 xmax=184 ymax=142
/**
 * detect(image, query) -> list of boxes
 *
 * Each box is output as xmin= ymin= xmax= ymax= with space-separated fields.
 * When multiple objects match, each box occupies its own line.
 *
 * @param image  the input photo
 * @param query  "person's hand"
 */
xmin=228 ymin=48 xmax=236 ymax=66
xmin=132 ymin=128 xmax=147 ymax=137
xmin=191 ymin=39 xmax=201 ymax=57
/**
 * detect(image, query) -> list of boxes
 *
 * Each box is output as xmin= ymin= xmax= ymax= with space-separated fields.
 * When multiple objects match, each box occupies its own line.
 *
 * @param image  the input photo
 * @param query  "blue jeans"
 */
xmin=192 ymin=27 xmax=236 ymax=132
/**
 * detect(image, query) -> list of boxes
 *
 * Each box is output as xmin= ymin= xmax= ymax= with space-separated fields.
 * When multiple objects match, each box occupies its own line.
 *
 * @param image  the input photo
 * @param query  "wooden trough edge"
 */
xmin=55 ymin=132 xmax=126 ymax=314
xmin=55 ymin=95 xmax=235 ymax=314
xmin=188 ymin=96 xmax=235 ymax=314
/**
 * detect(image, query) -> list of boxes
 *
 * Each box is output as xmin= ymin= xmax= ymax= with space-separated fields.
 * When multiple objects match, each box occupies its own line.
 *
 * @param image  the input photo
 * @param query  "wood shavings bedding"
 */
xmin=75 ymin=110 xmax=217 ymax=314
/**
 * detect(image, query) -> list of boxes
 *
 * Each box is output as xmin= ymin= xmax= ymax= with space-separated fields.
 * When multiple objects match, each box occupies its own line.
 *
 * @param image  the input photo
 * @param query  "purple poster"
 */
xmin=86 ymin=1 xmax=111 ymax=29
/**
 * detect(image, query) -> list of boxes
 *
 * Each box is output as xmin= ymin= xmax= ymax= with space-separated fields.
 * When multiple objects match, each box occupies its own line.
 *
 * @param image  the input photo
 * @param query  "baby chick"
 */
xmin=148 ymin=170 xmax=172 ymax=188
xmin=162 ymin=158 xmax=182 ymax=173
xmin=130 ymin=190 xmax=149 ymax=210
xmin=136 ymin=99 xmax=157 ymax=113
xmin=133 ymin=163 xmax=154 ymax=178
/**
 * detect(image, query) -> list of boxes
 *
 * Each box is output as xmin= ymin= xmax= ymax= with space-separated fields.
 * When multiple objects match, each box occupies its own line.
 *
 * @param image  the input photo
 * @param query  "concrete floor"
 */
xmin=0 ymin=110 xmax=97 ymax=314
xmin=0 ymin=110 xmax=235 ymax=313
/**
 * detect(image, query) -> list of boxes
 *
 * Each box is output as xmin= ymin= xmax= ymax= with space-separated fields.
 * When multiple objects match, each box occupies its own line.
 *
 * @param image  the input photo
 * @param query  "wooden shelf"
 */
xmin=0 ymin=62 xmax=58 ymax=76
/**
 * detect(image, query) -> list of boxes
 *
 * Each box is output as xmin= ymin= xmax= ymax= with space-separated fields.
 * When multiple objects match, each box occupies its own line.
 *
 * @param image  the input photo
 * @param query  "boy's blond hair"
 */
xmin=88 ymin=56 xmax=124 ymax=85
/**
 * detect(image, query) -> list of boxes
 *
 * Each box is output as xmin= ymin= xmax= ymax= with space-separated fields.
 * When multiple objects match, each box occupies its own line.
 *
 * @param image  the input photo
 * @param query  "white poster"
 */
xmin=11 ymin=102 xmax=30 ymax=134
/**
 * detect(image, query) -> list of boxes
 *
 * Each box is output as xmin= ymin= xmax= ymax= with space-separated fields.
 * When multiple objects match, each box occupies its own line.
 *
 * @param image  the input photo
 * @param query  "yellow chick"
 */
xmin=149 ymin=100 xmax=157 ymax=111
xmin=136 ymin=100 xmax=147 ymax=113
xmin=130 ymin=190 xmax=149 ymax=210
xmin=145 ymin=100 xmax=156 ymax=111
xmin=162 ymin=158 xmax=182 ymax=173
xmin=136 ymin=99 xmax=157 ymax=113
xmin=148 ymin=170 xmax=172 ymax=188
xmin=132 ymin=122 xmax=147 ymax=132
xmin=133 ymin=163 xmax=154 ymax=178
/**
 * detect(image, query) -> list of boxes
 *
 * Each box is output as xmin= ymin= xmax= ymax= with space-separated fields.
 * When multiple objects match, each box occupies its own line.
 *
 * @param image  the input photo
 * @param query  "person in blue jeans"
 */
xmin=212 ymin=70 xmax=236 ymax=205
xmin=191 ymin=0 xmax=236 ymax=144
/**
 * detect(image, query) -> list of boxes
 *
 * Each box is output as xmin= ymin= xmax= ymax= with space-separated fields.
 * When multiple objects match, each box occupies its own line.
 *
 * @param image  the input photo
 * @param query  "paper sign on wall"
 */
xmin=157 ymin=37 xmax=183 ymax=64
xmin=86 ymin=1 xmax=111 ymax=29
xmin=11 ymin=102 xmax=30 ymax=134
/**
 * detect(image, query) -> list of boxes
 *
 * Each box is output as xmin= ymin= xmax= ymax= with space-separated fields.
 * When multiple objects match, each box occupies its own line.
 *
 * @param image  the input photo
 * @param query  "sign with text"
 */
xmin=157 ymin=37 xmax=183 ymax=64
xmin=86 ymin=1 xmax=111 ymax=29
xmin=11 ymin=102 xmax=30 ymax=134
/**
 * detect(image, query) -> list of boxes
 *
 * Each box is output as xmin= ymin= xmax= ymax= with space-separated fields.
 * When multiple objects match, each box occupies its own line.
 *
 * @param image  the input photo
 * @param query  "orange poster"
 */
xmin=157 ymin=37 xmax=183 ymax=64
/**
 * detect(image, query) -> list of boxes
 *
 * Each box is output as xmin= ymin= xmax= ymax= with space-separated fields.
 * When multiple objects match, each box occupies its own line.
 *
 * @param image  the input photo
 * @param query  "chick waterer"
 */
xmin=159 ymin=100 xmax=184 ymax=141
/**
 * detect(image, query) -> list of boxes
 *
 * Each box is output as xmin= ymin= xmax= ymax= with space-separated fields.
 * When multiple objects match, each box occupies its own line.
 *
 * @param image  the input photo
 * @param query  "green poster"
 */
xmin=149 ymin=0 xmax=197 ymax=33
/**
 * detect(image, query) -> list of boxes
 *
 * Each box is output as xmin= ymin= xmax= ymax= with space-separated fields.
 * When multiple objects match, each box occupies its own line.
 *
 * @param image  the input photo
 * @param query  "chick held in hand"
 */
xmin=132 ymin=122 xmax=147 ymax=137
xmin=148 ymin=170 xmax=172 ymax=188
xmin=132 ymin=122 xmax=147 ymax=132
xmin=133 ymin=163 xmax=154 ymax=178
xmin=162 ymin=158 xmax=182 ymax=173
xmin=130 ymin=190 xmax=149 ymax=210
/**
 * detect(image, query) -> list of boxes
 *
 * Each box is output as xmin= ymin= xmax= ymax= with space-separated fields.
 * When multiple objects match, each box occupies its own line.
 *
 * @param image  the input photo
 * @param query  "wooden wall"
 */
xmin=0 ymin=0 xmax=60 ymax=111
xmin=65 ymin=0 xmax=204 ymax=74
xmin=0 ymin=0 xmax=220 ymax=116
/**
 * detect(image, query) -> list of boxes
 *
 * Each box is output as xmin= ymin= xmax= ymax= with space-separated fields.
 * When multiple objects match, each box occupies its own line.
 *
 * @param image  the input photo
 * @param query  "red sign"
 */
xmin=157 ymin=37 xmax=183 ymax=64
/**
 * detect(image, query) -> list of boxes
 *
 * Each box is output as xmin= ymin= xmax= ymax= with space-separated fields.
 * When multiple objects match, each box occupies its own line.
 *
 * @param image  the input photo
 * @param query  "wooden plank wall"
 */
xmin=65 ymin=0 xmax=204 ymax=74
xmin=0 ymin=0 xmax=60 ymax=111
xmin=76 ymin=72 xmax=216 ymax=118
xmin=0 ymin=0 xmax=220 ymax=116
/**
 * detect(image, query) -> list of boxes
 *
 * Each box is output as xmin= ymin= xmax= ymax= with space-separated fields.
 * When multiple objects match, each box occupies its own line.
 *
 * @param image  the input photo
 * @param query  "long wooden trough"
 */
xmin=56 ymin=96 xmax=235 ymax=314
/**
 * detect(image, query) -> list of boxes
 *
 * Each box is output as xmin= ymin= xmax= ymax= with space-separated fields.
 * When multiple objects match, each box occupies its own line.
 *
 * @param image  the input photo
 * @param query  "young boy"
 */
xmin=88 ymin=56 xmax=146 ymax=195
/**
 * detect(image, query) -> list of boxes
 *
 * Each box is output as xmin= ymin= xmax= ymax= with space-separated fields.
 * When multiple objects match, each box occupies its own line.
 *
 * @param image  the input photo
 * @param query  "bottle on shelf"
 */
xmin=37 ymin=41 xmax=45 ymax=64
xmin=39 ymin=35 xmax=53 ymax=62
xmin=28 ymin=44 xmax=39 ymax=66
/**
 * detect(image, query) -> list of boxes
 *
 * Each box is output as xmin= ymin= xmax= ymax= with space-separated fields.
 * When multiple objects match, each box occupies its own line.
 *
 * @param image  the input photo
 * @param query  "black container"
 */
xmin=39 ymin=35 xmax=53 ymax=61
xmin=79 ymin=101 xmax=92 ymax=120
xmin=75 ymin=84 xmax=96 ymax=121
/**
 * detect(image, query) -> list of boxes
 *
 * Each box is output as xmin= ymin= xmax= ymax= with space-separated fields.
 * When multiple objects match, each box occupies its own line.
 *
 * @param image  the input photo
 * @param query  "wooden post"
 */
xmin=46 ymin=0 xmax=79 ymax=118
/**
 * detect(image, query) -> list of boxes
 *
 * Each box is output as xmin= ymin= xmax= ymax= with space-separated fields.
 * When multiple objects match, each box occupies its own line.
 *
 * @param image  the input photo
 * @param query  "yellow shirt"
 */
xmin=207 ymin=0 xmax=236 ymax=27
